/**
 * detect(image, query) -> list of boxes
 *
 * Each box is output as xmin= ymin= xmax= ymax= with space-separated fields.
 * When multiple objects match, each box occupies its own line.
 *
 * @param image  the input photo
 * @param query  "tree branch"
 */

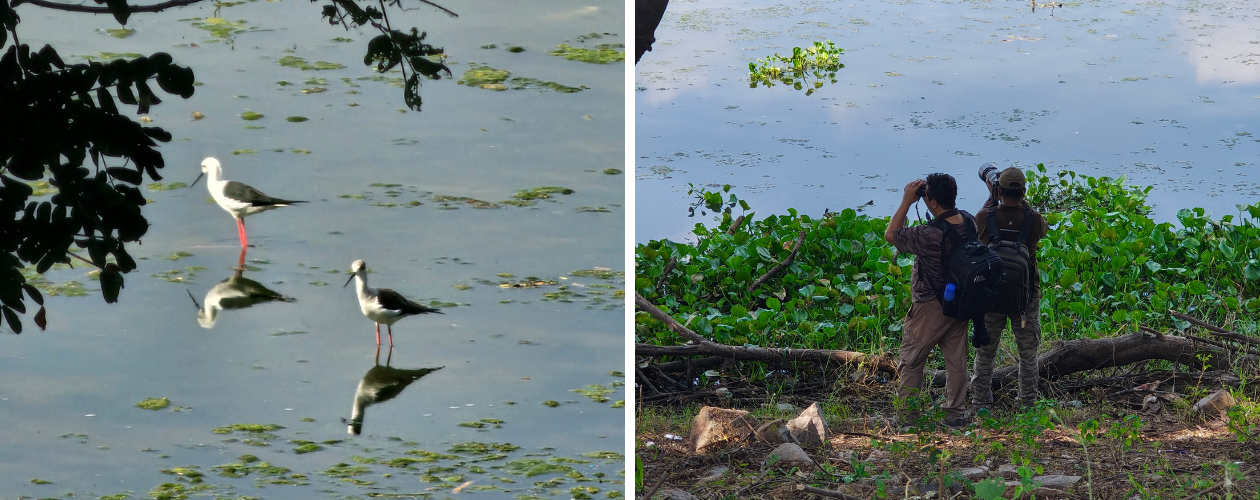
xmin=634 ymin=292 xmax=897 ymax=374
xmin=747 ymin=231 xmax=806 ymax=293
xmin=18 ymin=0 xmax=208 ymax=15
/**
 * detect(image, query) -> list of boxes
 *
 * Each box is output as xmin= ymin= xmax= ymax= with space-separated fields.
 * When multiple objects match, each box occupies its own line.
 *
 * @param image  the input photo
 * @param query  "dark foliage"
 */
xmin=1 ymin=0 xmax=454 ymax=334
xmin=318 ymin=0 xmax=454 ymax=111
xmin=1 ymin=3 xmax=196 ymax=333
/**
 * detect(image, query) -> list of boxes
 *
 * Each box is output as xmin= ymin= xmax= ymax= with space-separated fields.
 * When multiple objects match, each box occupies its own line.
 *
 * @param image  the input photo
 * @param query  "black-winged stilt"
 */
xmin=344 ymin=346 xmax=443 ymax=435
xmin=190 ymin=157 xmax=306 ymax=248
xmin=343 ymin=259 xmax=443 ymax=346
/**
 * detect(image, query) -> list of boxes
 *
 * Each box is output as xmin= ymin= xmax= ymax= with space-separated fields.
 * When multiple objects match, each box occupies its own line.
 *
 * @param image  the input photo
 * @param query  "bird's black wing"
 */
xmin=377 ymin=288 xmax=444 ymax=316
xmin=223 ymin=181 xmax=306 ymax=207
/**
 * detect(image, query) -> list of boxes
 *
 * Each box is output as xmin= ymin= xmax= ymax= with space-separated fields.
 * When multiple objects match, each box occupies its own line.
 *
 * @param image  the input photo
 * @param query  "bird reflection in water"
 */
xmin=188 ymin=248 xmax=294 ymax=329
xmin=344 ymin=345 xmax=443 ymax=435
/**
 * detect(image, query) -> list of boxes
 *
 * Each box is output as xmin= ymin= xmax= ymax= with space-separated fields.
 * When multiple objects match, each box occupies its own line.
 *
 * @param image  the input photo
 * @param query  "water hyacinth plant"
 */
xmin=635 ymin=165 xmax=1260 ymax=363
xmin=747 ymin=40 xmax=844 ymax=95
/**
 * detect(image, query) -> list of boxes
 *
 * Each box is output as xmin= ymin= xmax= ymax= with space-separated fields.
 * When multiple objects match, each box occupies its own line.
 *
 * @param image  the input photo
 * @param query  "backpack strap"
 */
xmin=1016 ymin=208 xmax=1034 ymax=246
xmin=920 ymin=209 xmax=965 ymax=299
xmin=986 ymin=205 xmax=1001 ymax=242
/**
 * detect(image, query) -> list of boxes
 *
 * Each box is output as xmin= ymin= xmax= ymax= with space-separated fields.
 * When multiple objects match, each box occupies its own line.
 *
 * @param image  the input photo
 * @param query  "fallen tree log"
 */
xmin=635 ymin=293 xmax=897 ymax=374
xmin=929 ymin=330 xmax=1257 ymax=389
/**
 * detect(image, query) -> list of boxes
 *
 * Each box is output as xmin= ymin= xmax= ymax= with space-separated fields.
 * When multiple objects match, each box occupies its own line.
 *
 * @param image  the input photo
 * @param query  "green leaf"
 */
xmin=1145 ymin=261 xmax=1162 ymax=273
xmin=756 ymin=246 xmax=773 ymax=261
xmin=1187 ymin=280 xmax=1207 ymax=295
xmin=731 ymin=304 xmax=748 ymax=317
xmin=1244 ymin=261 xmax=1260 ymax=280
xmin=974 ymin=477 xmax=1006 ymax=500
xmin=837 ymin=304 xmax=854 ymax=316
xmin=1100 ymin=272 xmax=1116 ymax=288
xmin=766 ymin=297 xmax=781 ymax=311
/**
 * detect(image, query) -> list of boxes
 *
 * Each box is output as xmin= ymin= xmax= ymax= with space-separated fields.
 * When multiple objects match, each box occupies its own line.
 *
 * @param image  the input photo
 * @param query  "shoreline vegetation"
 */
xmin=633 ymin=165 xmax=1260 ymax=499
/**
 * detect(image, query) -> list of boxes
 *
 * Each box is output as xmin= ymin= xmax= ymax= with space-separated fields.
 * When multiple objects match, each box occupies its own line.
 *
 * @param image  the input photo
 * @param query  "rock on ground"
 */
xmin=1192 ymin=389 xmax=1236 ymax=418
xmin=764 ymin=442 xmax=814 ymax=470
xmin=786 ymin=401 xmax=830 ymax=450
xmin=689 ymin=406 xmax=758 ymax=453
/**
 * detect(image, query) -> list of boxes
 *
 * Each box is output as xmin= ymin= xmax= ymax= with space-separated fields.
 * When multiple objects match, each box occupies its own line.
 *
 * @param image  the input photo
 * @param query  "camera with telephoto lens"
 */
xmin=978 ymin=162 xmax=1000 ymax=188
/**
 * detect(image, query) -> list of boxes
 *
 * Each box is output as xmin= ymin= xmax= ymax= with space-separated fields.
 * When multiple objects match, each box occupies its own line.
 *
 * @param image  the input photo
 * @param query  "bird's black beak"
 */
xmin=186 ymin=289 xmax=201 ymax=310
xmin=343 ymin=273 xmax=355 ymax=288
xmin=189 ymin=172 xmax=204 ymax=189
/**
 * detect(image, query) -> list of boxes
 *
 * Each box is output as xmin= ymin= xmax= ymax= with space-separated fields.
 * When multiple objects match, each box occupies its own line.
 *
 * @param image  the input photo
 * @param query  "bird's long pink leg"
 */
xmin=236 ymin=218 xmax=248 ymax=248
xmin=387 ymin=325 xmax=394 ymax=347
xmin=375 ymin=323 xmax=381 ymax=345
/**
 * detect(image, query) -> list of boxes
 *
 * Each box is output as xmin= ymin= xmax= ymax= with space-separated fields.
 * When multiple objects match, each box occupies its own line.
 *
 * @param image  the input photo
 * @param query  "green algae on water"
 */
xmin=147 ymin=181 xmax=188 ymax=191
xmin=459 ymin=65 xmax=510 ymax=88
xmin=511 ymin=186 xmax=574 ymax=201
xmin=508 ymin=77 xmax=587 ymax=93
xmin=102 ymin=28 xmax=136 ymax=38
xmin=542 ymin=400 xmax=561 ymax=407
xmin=240 ymin=111 xmax=263 ymax=121
xmin=287 ymin=116 xmax=309 ymax=122
xmin=136 ymin=397 xmax=171 ymax=410
xmin=572 ymin=384 xmax=614 ymax=403
xmin=278 ymin=55 xmax=346 ymax=71
xmin=548 ymin=43 xmax=625 ymax=64
xmin=290 ymin=439 xmax=323 ymax=454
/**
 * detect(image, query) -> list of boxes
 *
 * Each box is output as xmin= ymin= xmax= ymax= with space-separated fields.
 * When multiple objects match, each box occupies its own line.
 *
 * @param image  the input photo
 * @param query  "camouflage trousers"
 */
xmin=971 ymin=293 xmax=1042 ymax=406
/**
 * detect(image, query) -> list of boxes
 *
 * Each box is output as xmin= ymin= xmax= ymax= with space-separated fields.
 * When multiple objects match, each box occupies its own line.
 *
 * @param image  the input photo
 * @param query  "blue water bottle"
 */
xmin=944 ymin=283 xmax=956 ymax=301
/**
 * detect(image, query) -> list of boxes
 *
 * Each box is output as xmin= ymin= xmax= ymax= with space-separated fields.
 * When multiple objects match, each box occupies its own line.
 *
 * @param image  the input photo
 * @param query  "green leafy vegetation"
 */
xmin=635 ymin=167 xmax=1260 ymax=356
xmin=748 ymin=40 xmax=844 ymax=95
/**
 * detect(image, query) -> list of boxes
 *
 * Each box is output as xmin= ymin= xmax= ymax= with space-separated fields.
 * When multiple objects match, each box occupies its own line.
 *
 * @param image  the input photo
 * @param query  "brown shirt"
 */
xmin=975 ymin=199 xmax=1049 ymax=293
xmin=891 ymin=210 xmax=977 ymax=303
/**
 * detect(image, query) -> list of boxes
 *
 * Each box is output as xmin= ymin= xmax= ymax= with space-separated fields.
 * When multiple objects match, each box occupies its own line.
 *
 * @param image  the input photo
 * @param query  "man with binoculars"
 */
xmin=971 ymin=164 xmax=1049 ymax=411
xmin=883 ymin=173 xmax=977 ymax=428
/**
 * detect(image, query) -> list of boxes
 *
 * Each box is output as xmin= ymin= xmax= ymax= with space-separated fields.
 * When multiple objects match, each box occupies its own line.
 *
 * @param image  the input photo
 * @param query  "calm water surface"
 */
xmin=637 ymin=0 xmax=1259 ymax=242
xmin=0 ymin=0 xmax=625 ymax=497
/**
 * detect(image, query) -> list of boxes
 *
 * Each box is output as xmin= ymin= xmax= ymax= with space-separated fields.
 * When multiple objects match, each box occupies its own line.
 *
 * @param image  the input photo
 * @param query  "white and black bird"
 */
xmin=190 ymin=157 xmax=306 ymax=248
xmin=343 ymin=260 xmax=443 ymax=346
xmin=344 ymin=347 xmax=442 ymax=435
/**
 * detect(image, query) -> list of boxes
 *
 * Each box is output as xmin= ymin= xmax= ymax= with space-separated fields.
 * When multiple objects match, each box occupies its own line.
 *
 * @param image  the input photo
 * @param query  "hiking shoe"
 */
xmin=941 ymin=417 xmax=970 ymax=429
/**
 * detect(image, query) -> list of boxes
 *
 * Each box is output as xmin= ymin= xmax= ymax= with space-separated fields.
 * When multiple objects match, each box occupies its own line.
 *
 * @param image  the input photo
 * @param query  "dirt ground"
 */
xmin=635 ymin=376 xmax=1260 ymax=500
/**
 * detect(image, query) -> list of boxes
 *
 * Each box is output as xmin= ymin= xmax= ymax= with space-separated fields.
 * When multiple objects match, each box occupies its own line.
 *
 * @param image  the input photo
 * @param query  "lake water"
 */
xmin=636 ymin=0 xmax=1260 ymax=243
xmin=0 ymin=0 xmax=626 ymax=498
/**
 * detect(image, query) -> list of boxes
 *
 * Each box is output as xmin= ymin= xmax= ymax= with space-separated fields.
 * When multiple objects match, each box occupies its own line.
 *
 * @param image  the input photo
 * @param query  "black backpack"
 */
xmin=921 ymin=210 xmax=1003 ymax=344
xmin=985 ymin=206 xmax=1034 ymax=316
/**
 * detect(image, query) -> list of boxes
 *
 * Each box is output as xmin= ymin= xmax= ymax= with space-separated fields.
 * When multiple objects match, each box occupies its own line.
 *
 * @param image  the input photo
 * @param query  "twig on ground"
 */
xmin=726 ymin=214 xmax=746 ymax=235
xmin=1179 ymin=482 xmax=1222 ymax=500
xmin=640 ymin=475 xmax=666 ymax=500
xmin=796 ymin=483 xmax=864 ymax=500
xmin=636 ymin=368 xmax=661 ymax=396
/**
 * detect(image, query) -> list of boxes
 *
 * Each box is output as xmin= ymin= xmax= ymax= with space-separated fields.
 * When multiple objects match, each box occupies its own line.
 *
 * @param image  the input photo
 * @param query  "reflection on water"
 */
xmin=190 ymin=248 xmax=294 ymax=329
xmin=345 ymin=346 xmax=442 ymax=436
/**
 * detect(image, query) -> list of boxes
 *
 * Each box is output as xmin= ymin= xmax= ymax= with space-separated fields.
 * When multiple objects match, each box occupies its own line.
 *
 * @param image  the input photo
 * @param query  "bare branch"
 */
xmin=18 ymin=0 xmax=207 ymax=15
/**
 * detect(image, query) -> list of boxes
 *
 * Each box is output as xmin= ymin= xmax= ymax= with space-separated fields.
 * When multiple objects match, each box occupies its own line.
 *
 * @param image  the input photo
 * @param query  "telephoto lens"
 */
xmin=978 ymin=162 xmax=1000 ymax=186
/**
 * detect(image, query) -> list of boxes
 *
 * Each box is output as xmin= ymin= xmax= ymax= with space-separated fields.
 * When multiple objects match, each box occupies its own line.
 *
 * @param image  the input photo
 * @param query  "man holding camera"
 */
xmin=971 ymin=166 xmax=1049 ymax=410
xmin=883 ymin=173 xmax=975 ymax=427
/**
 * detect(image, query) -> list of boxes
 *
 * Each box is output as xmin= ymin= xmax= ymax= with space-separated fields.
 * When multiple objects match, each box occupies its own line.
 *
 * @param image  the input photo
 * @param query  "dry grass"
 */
xmin=634 ymin=374 xmax=1260 ymax=500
